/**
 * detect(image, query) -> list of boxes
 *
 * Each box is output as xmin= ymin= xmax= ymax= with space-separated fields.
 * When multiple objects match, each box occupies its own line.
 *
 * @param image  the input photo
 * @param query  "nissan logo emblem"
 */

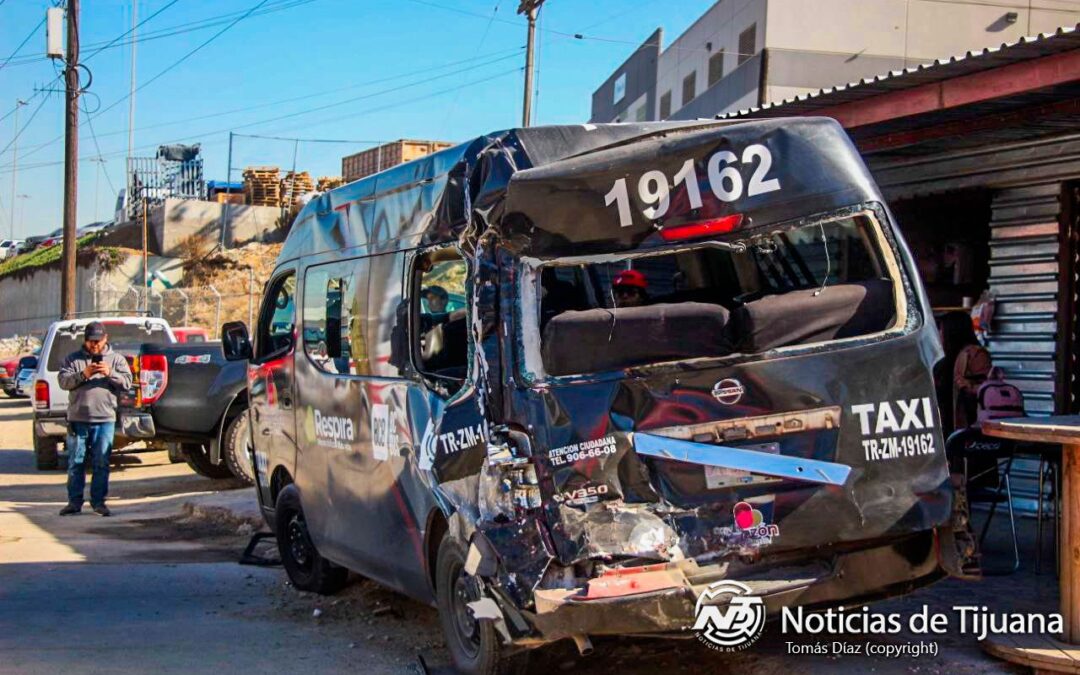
xmin=712 ymin=379 xmax=745 ymax=405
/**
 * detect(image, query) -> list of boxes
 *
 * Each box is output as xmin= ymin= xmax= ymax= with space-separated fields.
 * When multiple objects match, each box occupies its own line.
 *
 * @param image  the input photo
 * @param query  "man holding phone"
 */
xmin=57 ymin=321 xmax=133 ymax=516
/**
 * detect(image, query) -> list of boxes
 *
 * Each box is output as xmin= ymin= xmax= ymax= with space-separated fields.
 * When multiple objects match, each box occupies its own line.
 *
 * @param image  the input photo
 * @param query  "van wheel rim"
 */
xmin=451 ymin=568 xmax=481 ymax=657
xmin=287 ymin=514 xmax=313 ymax=570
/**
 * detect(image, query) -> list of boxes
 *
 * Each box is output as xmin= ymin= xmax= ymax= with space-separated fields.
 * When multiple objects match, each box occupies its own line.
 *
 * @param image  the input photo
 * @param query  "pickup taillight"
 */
xmin=4 ymin=362 xmax=17 ymax=377
xmin=34 ymin=380 xmax=49 ymax=409
xmin=139 ymin=354 xmax=168 ymax=404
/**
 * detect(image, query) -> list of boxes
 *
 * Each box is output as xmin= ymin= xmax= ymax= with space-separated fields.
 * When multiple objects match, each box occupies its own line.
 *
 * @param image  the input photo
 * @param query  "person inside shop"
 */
xmin=935 ymin=310 xmax=993 ymax=434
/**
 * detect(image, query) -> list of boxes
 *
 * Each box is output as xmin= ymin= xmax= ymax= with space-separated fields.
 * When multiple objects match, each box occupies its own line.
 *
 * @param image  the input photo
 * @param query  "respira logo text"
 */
xmin=692 ymin=580 xmax=766 ymax=650
xmin=314 ymin=410 xmax=354 ymax=445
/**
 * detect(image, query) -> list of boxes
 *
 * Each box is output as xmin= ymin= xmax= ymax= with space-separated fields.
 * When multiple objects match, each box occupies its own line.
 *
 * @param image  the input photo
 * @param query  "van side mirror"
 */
xmin=221 ymin=321 xmax=253 ymax=361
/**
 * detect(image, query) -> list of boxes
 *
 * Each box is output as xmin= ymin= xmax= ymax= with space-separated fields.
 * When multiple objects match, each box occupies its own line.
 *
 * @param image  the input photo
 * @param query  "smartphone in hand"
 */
xmin=91 ymin=354 xmax=103 ymax=364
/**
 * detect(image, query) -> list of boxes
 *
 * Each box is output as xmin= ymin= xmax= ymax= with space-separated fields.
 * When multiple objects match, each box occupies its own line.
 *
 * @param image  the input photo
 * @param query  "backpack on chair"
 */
xmin=976 ymin=367 xmax=1025 ymax=423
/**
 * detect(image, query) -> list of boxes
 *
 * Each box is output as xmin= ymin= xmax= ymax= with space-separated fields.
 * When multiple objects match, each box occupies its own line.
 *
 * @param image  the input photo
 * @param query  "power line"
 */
xmin=3 ymin=49 xmax=522 ymax=170
xmin=83 ymin=108 xmax=117 ymax=197
xmin=0 ymin=16 xmax=46 ymax=72
xmin=6 ymin=0 xmax=279 ymax=167
xmin=0 ymin=67 xmax=521 ymax=176
xmin=2 ymin=0 xmax=319 ymax=68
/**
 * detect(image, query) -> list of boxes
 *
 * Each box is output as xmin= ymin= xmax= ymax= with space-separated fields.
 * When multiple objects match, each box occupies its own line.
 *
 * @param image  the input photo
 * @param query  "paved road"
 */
xmin=0 ymin=395 xmax=1039 ymax=674
xmin=0 ymin=397 xmax=443 ymax=673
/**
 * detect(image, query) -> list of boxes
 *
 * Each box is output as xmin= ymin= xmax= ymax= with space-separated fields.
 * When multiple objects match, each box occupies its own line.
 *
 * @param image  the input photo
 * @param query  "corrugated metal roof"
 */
xmin=721 ymin=24 xmax=1080 ymax=120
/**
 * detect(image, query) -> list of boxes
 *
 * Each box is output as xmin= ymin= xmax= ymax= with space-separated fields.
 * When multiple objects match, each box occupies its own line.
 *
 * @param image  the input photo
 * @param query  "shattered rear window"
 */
xmin=534 ymin=213 xmax=901 ymax=377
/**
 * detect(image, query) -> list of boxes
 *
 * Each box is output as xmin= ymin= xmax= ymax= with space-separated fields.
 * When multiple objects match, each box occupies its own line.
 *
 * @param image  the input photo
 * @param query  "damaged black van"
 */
xmin=222 ymin=118 xmax=975 ymax=674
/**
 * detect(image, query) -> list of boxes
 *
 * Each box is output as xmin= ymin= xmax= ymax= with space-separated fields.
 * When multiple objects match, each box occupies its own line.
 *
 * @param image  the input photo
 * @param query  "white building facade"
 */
xmin=590 ymin=0 xmax=1080 ymax=123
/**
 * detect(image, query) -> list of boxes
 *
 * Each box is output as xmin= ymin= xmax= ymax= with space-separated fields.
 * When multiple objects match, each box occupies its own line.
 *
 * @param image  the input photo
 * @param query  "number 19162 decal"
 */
xmin=603 ymin=144 xmax=781 ymax=228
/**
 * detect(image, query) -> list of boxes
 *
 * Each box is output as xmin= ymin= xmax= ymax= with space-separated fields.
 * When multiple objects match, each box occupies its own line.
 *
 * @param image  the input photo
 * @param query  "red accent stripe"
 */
xmin=389 ymin=479 xmax=425 ymax=568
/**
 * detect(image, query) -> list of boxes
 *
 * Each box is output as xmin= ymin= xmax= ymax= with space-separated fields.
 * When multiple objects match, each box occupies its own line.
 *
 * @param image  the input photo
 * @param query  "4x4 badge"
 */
xmin=712 ymin=379 xmax=745 ymax=405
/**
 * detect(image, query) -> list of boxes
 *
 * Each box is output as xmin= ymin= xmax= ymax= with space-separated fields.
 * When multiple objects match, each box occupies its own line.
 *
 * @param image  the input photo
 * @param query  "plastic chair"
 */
xmin=945 ymin=428 xmax=1020 ymax=575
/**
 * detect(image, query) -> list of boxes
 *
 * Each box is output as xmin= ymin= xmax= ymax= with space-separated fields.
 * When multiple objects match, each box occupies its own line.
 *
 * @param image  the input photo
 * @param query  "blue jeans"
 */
xmin=66 ymin=421 xmax=115 ymax=507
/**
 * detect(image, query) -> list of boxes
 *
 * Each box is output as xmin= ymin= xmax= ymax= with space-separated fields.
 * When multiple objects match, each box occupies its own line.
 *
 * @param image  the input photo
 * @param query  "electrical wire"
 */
xmin=7 ymin=0 xmax=278 ymax=166
xmin=83 ymin=104 xmax=117 ymax=197
xmin=2 ymin=50 xmax=522 ymax=170
xmin=0 ymin=16 xmax=46 ymax=72
xmin=0 ymin=67 xmax=521 ymax=176
xmin=2 ymin=0 xmax=319 ymax=68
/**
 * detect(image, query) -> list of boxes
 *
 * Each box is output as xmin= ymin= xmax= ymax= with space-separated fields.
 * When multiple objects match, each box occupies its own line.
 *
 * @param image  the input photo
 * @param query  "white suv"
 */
xmin=32 ymin=316 xmax=175 ymax=470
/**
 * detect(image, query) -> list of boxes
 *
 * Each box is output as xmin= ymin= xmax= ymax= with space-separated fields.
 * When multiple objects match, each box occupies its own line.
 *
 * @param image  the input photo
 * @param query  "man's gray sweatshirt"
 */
xmin=57 ymin=347 xmax=133 ymax=423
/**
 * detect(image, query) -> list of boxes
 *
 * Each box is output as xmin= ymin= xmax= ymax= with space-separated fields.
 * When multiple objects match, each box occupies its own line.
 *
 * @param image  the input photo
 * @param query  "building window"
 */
xmin=635 ymin=104 xmax=648 ymax=122
xmin=659 ymin=91 xmax=671 ymax=119
xmin=682 ymin=71 xmax=696 ymax=106
xmin=613 ymin=72 xmax=627 ymax=104
xmin=708 ymin=50 xmax=725 ymax=87
xmin=738 ymin=24 xmax=756 ymax=66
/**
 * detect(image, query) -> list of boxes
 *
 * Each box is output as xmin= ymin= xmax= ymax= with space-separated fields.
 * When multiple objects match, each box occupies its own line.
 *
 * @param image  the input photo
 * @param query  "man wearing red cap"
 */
xmin=612 ymin=269 xmax=649 ymax=308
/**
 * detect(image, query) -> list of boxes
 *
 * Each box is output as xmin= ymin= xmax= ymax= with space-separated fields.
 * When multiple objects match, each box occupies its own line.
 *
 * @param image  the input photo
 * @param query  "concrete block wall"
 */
xmin=0 ymin=255 xmax=184 ymax=337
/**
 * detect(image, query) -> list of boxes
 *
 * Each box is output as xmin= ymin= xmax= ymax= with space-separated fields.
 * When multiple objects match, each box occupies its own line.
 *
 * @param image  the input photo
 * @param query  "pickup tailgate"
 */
xmin=142 ymin=342 xmax=245 ymax=437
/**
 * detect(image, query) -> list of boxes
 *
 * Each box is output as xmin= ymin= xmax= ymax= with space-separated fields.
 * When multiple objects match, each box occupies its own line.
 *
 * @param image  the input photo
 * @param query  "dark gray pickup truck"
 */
xmin=141 ymin=342 xmax=252 ymax=484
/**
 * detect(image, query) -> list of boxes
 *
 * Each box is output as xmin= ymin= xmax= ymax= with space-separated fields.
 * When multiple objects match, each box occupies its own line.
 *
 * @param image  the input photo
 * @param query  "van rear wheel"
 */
xmin=274 ymin=485 xmax=347 ymax=594
xmin=435 ymin=536 xmax=529 ymax=675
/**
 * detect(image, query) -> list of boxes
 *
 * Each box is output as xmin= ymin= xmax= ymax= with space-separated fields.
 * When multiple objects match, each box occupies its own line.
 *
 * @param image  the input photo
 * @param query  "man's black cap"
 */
xmin=84 ymin=321 xmax=107 ymax=341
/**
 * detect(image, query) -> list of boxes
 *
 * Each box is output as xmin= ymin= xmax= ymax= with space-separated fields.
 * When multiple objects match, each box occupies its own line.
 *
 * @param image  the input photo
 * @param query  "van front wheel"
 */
xmin=435 ymin=536 xmax=529 ymax=675
xmin=274 ymin=485 xmax=347 ymax=594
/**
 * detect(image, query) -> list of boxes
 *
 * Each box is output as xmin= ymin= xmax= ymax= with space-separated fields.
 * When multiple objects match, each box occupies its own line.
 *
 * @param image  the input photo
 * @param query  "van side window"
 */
xmin=256 ymin=273 xmax=296 ymax=360
xmin=367 ymin=252 xmax=407 ymax=378
xmin=303 ymin=261 xmax=370 ymax=375
xmin=413 ymin=250 xmax=468 ymax=392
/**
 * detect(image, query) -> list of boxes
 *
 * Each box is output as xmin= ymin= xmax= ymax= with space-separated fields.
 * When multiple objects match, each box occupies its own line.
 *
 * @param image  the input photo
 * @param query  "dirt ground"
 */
xmin=0 ymin=393 xmax=1051 ymax=673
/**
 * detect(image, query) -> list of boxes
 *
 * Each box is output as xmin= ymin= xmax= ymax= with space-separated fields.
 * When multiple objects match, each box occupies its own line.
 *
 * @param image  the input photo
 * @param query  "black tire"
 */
xmin=33 ymin=431 xmax=59 ymax=471
xmin=182 ymin=443 xmax=235 ymax=480
xmin=222 ymin=408 xmax=255 ymax=486
xmin=166 ymin=443 xmax=186 ymax=464
xmin=275 ymin=485 xmax=348 ymax=594
xmin=436 ymin=536 xmax=529 ymax=675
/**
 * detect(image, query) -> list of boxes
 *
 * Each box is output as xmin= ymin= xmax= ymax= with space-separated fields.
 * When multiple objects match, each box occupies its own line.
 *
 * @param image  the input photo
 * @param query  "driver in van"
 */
xmin=612 ymin=269 xmax=650 ymax=308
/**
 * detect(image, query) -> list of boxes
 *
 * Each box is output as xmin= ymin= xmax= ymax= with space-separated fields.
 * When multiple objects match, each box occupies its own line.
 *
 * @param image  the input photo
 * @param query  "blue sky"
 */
xmin=0 ymin=0 xmax=717 ymax=238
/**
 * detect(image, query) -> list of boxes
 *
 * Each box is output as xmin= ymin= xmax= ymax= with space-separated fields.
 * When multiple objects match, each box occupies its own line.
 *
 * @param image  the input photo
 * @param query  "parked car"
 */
xmin=13 ymin=355 xmax=38 ymax=397
xmin=172 ymin=327 xmax=210 ymax=343
xmin=32 ymin=317 xmax=175 ymax=469
xmin=143 ymin=341 xmax=251 ymax=483
xmin=31 ymin=316 xmax=250 ymax=482
xmin=0 ymin=356 xmax=23 ymax=396
xmin=26 ymin=227 xmax=62 ymax=250
xmin=0 ymin=239 xmax=25 ymax=258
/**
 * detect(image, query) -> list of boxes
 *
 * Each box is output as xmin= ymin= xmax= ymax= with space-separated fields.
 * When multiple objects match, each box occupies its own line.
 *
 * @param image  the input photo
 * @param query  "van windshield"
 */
xmin=533 ymin=212 xmax=903 ymax=377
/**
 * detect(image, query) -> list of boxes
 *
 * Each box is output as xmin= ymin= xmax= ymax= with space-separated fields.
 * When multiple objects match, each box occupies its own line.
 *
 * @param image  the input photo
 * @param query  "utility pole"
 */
xmin=517 ymin=0 xmax=544 ymax=127
xmin=9 ymin=99 xmax=26 ymax=241
xmin=60 ymin=0 xmax=81 ymax=319
xmin=127 ymin=1 xmax=137 ymax=174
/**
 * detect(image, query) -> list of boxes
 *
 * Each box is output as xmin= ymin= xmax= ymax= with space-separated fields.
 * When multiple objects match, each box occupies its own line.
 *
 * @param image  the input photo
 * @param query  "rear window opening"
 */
xmin=533 ymin=212 xmax=903 ymax=377
xmin=46 ymin=323 xmax=171 ymax=371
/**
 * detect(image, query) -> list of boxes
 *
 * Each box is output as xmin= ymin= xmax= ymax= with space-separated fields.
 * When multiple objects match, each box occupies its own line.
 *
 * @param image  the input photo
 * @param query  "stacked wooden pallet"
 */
xmin=316 ymin=176 xmax=344 ymax=192
xmin=243 ymin=166 xmax=281 ymax=207
xmin=280 ymin=171 xmax=315 ymax=206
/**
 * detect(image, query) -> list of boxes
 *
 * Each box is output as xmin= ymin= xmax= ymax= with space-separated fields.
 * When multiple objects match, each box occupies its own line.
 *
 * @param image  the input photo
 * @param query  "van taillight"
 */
xmin=659 ymin=214 xmax=744 ymax=241
xmin=34 ymin=380 xmax=49 ymax=409
xmin=139 ymin=354 xmax=168 ymax=404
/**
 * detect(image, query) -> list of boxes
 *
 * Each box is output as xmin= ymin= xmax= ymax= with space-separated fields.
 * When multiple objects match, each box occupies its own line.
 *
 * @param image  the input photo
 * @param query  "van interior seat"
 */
xmin=541 ymin=302 xmax=730 ymax=376
xmin=723 ymin=279 xmax=895 ymax=354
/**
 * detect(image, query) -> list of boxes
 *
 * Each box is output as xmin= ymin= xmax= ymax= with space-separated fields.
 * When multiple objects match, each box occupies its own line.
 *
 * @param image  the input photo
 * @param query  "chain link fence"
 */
xmin=90 ymin=275 xmax=257 ymax=338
